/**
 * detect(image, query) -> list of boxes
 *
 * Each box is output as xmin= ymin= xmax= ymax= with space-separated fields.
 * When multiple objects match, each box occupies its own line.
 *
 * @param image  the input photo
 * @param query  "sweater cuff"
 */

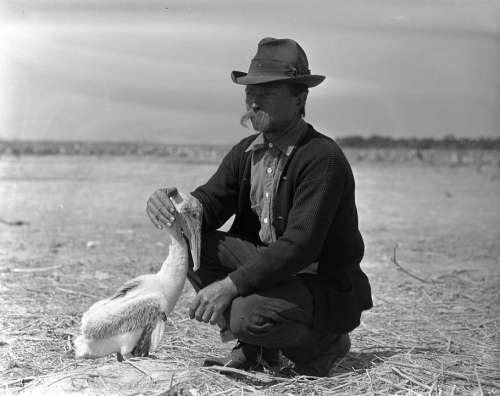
xmin=228 ymin=269 xmax=254 ymax=296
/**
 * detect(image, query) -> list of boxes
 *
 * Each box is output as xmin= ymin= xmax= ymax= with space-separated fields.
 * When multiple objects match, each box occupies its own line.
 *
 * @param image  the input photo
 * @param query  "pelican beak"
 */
xmin=183 ymin=211 xmax=202 ymax=272
xmin=168 ymin=189 xmax=203 ymax=272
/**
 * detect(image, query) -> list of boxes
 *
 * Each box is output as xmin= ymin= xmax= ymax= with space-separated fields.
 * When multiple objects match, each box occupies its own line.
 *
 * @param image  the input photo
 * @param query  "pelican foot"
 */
xmin=131 ymin=323 xmax=153 ymax=357
xmin=117 ymin=352 xmax=124 ymax=362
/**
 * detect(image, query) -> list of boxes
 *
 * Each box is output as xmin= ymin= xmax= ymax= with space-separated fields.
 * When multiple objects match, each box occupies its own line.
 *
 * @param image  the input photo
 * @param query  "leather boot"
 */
xmin=293 ymin=333 xmax=350 ymax=377
xmin=203 ymin=341 xmax=280 ymax=369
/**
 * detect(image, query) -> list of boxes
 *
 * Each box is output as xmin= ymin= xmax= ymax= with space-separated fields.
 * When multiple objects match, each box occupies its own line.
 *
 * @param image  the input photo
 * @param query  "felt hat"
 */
xmin=231 ymin=37 xmax=325 ymax=88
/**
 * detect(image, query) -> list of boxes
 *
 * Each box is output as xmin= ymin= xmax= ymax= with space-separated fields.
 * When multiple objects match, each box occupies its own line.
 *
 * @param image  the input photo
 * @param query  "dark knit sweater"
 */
xmin=191 ymin=124 xmax=373 ymax=333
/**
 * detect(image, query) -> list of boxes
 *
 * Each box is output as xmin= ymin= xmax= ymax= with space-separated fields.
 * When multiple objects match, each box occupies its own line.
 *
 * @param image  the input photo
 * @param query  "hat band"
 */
xmin=248 ymin=58 xmax=311 ymax=77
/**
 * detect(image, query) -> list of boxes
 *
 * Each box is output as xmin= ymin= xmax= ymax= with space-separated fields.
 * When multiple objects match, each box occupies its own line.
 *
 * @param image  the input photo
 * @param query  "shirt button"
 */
xmin=268 ymin=143 xmax=273 ymax=148
xmin=265 ymin=191 xmax=270 ymax=198
xmin=267 ymin=167 xmax=273 ymax=174
xmin=263 ymin=217 xmax=269 ymax=224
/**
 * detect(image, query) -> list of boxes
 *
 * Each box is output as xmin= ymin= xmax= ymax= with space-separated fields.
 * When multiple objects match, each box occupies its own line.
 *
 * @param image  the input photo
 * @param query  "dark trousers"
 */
xmin=187 ymin=230 xmax=338 ymax=363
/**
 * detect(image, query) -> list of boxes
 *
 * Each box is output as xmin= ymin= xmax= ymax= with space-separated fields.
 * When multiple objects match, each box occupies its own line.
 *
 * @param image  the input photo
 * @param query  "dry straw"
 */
xmin=1 ymin=157 xmax=499 ymax=394
xmin=1 ymin=253 xmax=498 ymax=395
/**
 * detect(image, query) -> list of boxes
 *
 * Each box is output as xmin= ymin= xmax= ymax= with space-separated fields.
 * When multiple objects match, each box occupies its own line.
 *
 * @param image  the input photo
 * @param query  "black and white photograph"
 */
xmin=0 ymin=1 xmax=499 ymax=394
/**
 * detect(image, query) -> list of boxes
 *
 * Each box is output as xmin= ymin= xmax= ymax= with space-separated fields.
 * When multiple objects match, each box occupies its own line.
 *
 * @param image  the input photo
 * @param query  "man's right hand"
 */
xmin=146 ymin=187 xmax=178 ymax=230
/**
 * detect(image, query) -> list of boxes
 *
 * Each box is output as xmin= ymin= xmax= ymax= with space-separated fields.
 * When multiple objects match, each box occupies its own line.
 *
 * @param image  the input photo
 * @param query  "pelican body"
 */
xmin=74 ymin=189 xmax=202 ymax=359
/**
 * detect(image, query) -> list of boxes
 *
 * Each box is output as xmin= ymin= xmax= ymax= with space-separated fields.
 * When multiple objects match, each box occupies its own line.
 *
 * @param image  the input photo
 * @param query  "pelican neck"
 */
xmin=158 ymin=233 xmax=190 ymax=278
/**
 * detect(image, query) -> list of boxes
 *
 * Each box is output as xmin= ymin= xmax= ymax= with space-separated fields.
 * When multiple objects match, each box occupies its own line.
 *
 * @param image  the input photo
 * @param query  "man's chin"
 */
xmin=251 ymin=122 xmax=271 ymax=133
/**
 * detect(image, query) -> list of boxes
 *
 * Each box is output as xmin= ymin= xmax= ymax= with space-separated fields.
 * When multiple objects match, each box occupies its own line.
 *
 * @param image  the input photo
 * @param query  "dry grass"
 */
xmin=1 ymin=245 xmax=498 ymax=395
xmin=1 ymin=155 xmax=499 ymax=395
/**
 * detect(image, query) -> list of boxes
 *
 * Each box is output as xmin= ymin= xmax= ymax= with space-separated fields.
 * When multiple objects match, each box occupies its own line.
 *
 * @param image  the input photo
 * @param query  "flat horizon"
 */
xmin=2 ymin=133 xmax=498 ymax=145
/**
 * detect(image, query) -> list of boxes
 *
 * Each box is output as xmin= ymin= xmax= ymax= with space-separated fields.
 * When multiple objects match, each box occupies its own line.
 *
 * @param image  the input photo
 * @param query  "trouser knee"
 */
xmin=228 ymin=294 xmax=316 ymax=352
xmin=229 ymin=295 xmax=279 ymax=341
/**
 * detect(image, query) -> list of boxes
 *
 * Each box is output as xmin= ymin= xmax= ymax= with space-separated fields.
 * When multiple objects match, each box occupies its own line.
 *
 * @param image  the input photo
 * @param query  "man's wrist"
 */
xmin=223 ymin=276 xmax=239 ymax=297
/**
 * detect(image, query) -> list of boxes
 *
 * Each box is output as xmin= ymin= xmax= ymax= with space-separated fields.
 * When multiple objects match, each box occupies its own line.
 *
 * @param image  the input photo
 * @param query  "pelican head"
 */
xmin=167 ymin=188 xmax=202 ymax=271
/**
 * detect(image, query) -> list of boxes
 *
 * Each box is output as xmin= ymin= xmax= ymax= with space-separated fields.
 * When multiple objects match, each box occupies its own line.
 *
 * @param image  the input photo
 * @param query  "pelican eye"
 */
xmin=185 ymin=210 xmax=198 ymax=218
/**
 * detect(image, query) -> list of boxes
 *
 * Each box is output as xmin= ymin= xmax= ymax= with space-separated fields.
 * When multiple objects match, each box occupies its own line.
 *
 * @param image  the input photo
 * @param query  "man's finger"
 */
xmin=209 ymin=310 xmax=221 ymax=326
xmin=194 ymin=303 xmax=208 ymax=321
xmin=153 ymin=189 xmax=176 ymax=210
xmin=146 ymin=206 xmax=164 ymax=230
xmin=150 ymin=196 xmax=177 ymax=222
xmin=146 ymin=205 xmax=170 ymax=229
xmin=148 ymin=197 xmax=175 ymax=226
xmin=149 ymin=194 xmax=175 ymax=217
xmin=189 ymin=295 xmax=201 ymax=319
xmin=201 ymin=305 xmax=213 ymax=323
xmin=154 ymin=189 xmax=177 ymax=215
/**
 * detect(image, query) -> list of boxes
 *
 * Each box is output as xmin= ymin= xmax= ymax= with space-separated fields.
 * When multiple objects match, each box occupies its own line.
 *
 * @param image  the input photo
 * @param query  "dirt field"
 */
xmin=0 ymin=154 xmax=499 ymax=395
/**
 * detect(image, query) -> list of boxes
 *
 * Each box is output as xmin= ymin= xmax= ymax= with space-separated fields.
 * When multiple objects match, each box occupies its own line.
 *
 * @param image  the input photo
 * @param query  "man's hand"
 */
xmin=189 ymin=277 xmax=239 ymax=325
xmin=146 ymin=188 xmax=178 ymax=230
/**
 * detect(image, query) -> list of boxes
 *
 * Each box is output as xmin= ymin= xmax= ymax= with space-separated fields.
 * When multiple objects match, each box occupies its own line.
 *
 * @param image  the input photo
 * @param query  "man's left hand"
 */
xmin=189 ymin=277 xmax=239 ymax=325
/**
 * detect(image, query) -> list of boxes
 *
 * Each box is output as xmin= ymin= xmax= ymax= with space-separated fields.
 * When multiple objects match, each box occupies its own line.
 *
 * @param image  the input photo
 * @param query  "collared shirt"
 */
xmin=245 ymin=118 xmax=308 ymax=245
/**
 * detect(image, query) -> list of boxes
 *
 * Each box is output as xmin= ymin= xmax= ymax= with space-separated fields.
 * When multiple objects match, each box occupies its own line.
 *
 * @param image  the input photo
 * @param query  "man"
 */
xmin=146 ymin=38 xmax=372 ymax=377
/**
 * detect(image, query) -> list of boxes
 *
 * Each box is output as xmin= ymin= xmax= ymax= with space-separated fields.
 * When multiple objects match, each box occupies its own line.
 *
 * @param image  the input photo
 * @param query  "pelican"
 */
xmin=74 ymin=189 xmax=202 ymax=360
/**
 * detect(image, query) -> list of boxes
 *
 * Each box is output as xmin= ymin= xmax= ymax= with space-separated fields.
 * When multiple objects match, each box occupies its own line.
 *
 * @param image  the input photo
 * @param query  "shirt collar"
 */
xmin=245 ymin=118 xmax=308 ymax=156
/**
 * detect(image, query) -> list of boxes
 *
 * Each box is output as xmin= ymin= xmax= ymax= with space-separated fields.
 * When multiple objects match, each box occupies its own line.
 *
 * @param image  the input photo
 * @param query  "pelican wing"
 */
xmin=82 ymin=293 xmax=163 ymax=339
xmin=109 ymin=278 xmax=142 ymax=300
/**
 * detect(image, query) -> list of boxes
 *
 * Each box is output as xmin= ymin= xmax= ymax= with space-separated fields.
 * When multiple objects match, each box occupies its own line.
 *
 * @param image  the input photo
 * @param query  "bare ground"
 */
xmin=0 ymin=155 xmax=499 ymax=395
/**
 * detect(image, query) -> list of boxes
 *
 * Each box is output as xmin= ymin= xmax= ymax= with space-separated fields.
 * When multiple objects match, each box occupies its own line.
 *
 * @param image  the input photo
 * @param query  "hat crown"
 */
xmin=250 ymin=38 xmax=310 ymax=76
xmin=231 ymin=37 xmax=325 ymax=87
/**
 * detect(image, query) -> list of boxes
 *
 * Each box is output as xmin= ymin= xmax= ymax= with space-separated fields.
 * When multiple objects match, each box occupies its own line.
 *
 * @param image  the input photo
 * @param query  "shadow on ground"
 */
xmin=334 ymin=349 xmax=402 ymax=372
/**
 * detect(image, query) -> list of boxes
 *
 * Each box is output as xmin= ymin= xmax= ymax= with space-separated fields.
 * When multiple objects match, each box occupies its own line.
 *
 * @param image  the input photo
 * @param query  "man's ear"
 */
xmin=296 ymin=91 xmax=308 ymax=107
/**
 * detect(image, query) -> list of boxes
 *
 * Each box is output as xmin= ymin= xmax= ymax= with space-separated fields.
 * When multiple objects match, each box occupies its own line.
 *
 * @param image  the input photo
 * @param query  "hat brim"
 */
xmin=231 ymin=71 xmax=325 ymax=88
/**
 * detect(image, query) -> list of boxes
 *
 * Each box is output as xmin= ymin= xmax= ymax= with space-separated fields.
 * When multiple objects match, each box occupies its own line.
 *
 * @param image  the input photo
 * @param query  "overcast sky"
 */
xmin=0 ymin=0 xmax=499 ymax=144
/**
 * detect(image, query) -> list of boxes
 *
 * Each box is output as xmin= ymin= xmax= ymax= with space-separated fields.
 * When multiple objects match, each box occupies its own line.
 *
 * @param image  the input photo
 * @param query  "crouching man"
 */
xmin=146 ymin=37 xmax=372 ymax=377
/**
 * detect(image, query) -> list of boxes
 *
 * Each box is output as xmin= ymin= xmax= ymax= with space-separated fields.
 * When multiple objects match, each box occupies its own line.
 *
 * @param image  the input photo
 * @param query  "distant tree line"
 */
xmin=0 ymin=135 xmax=499 ymax=157
xmin=0 ymin=140 xmax=228 ymax=160
xmin=336 ymin=135 xmax=500 ymax=150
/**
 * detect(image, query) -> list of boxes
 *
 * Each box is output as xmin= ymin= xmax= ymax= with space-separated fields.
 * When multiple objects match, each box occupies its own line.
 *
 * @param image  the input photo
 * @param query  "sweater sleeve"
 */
xmin=190 ymin=143 xmax=242 ymax=231
xmin=229 ymin=151 xmax=346 ymax=295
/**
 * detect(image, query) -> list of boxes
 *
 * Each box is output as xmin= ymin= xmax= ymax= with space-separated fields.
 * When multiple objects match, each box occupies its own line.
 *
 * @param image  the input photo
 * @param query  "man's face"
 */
xmin=244 ymin=82 xmax=301 ymax=133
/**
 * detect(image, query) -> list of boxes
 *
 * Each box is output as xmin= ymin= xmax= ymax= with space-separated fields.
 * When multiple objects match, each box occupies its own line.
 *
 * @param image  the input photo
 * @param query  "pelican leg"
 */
xmin=117 ymin=352 xmax=124 ymax=362
xmin=132 ymin=323 xmax=153 ymax=357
